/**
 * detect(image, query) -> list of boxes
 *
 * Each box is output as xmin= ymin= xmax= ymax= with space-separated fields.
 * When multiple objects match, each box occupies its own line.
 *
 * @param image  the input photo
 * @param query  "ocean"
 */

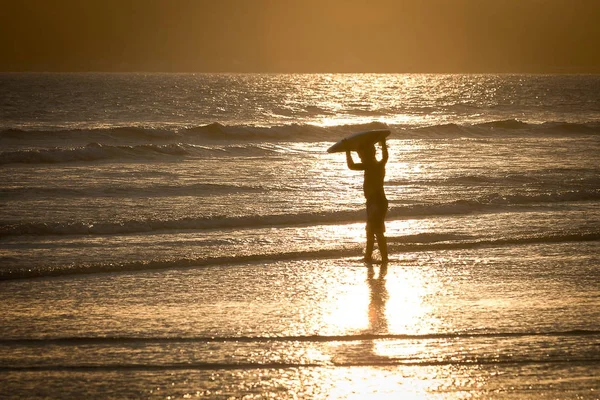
xmin=0 ymin=73 xmax=599 ymax=399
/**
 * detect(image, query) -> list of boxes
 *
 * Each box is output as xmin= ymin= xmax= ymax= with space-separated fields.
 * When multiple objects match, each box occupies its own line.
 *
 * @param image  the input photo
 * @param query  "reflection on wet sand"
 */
xmin=320 ymin=263 xmax=457 ymax=398
xmin=329 ymin=263 xmax=393 ymax=367
xmin=367 ymin=263 xmax=389 ymax=334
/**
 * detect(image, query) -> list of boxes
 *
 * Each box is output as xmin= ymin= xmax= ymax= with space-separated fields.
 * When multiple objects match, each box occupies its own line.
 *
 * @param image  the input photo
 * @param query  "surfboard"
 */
xmin=327 ymin=129 xmax=390 ymax=153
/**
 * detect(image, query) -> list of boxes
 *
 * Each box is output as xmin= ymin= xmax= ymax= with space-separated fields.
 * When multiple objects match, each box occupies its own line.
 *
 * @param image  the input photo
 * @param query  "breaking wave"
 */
xmin=3 ymin=329 xmax=598 ymax=345
xmin=0 ymin=142 xmax=191 ymax=164
xmin=405 ymin=120 xmax=600 ymax=138
xmin=1 ymin=231 xmax=598 ymax=280
xmin=2 ymin=189 xmax=598 ymax=237
xmin=2 ymin=120 xmax=599 ymax=165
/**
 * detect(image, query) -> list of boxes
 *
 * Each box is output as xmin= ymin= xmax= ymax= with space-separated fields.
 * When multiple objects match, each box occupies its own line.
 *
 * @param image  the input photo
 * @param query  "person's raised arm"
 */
xmin=380 ymin=140 xmax=389 ymax=165
xmin=346 ymin=149 xmax=364 ymax=170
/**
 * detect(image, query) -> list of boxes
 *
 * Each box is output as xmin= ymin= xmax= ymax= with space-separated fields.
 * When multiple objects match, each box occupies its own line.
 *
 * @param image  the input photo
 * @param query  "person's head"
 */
xmin=357 ymin=144 xmax=376 ymax=163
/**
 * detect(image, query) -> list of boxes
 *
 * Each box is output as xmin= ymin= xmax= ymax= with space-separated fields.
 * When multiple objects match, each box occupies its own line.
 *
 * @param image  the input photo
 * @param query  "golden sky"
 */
xmin=2 ymin=0 xmax=599 ymax=73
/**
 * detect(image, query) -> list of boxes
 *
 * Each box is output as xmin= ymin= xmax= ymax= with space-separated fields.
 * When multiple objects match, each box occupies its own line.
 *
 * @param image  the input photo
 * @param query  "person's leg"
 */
xmin=377 ymin=197 xmax=389 ymax=262
xmin=375 ymin=231 xmax=388 ymax=262
xmin=365 ymin=200 xmax=375 ymax=261
xmin=365 ymin=226 xmax=375 ymax=261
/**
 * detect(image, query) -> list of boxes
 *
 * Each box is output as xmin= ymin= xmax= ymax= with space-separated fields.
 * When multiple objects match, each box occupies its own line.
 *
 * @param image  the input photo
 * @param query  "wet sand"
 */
xmin=1 ymin=244 xmax=598 ymax=399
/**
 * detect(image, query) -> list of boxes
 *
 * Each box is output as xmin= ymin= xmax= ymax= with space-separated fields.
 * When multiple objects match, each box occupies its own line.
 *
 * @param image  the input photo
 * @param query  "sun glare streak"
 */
xmin=316 ymin=365 xmax=478 ymax=400
xmin=312 ymin=264 xmax=448 ymax=399
xmin=319 ymin=263 xmax=440 ymax=337
xmin=321 ymin=273 xmax=371 ymax=334
xmin=385 ymin=267 xmax=441 ymax=335
xmin=317 ymin=115 xmax=428 ymax=127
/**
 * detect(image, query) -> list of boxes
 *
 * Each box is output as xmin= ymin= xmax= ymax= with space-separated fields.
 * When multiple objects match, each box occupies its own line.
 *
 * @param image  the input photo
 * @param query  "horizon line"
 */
xmin=2 ymin=70 xmax=599 ymax=75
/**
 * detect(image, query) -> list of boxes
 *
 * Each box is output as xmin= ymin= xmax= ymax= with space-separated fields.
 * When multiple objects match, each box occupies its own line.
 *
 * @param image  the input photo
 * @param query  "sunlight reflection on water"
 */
xmin=1 ymin=251 xmax=598 ymax=398
xmin=218 ymin=364 xmax=488 ymax=399
xmin=318 ymin=114 xmax=428 ymax=127
xmin=317 ymin=263 xmax=441 ymax=338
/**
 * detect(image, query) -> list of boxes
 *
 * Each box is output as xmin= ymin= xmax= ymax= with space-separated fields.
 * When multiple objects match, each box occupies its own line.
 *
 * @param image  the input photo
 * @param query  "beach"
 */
xmin=1 ymin=250 xmax=598 ymax=398
xmin=1 ymin=73 xmax=599 ymax=398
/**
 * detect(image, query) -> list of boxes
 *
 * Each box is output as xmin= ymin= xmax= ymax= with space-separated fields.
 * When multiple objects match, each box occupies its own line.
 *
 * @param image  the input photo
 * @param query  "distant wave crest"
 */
xmin=0 ymin=142 xmax=190 ymax=164
xmin=406 ymin=119 xmax=600 ymax=137
xmin=2 ymin=119 xmax=598 ymax=144
xmin=2 ymin=120 xmax=599 ymax=165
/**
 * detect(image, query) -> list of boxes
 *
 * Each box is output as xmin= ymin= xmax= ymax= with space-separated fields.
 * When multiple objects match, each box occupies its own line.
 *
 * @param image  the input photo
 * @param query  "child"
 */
xmin=345 ymin=140 xmax=389 ymax=263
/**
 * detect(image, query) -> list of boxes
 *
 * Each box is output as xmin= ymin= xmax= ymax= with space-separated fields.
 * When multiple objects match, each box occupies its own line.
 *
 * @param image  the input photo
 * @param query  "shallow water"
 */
xmin=1 ymin=244 xmax=599 ymax=399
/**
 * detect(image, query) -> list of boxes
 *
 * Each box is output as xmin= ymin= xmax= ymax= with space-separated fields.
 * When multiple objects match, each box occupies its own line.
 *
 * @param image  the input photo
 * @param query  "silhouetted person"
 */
xmin=345 ymin=140 xmax=389 ymax=263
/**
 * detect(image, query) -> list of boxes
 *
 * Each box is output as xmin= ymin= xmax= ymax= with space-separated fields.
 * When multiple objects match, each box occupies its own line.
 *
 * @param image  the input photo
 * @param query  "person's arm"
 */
xmin=346 ymin=149 xmax=364 ymax=170
xmin=380 ymin=140 xmax=389 ymax=165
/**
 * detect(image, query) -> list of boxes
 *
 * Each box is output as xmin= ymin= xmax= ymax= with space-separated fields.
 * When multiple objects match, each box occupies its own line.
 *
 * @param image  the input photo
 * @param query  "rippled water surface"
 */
xmin=1 ymin=246 xmax=599 ymax=398
xmin=1 ymin=73 xmax=599 ymax=398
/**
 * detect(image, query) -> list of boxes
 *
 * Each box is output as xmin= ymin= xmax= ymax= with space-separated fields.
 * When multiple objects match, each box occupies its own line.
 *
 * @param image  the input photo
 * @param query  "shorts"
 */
xmin=366 ymin=196 xmax=388 ymax=234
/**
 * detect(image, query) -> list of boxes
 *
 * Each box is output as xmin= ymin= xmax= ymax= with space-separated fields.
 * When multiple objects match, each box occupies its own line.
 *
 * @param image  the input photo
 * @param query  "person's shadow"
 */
xmin=330 ymin=262 xmax=392 ymax=366
xmin=367 ymin=262 xmax=389 ymax=334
